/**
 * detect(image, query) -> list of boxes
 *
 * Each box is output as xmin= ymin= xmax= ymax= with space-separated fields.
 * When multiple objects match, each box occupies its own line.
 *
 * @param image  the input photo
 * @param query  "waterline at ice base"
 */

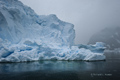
xmin=0 ymin=0 xmax=106 ymax=62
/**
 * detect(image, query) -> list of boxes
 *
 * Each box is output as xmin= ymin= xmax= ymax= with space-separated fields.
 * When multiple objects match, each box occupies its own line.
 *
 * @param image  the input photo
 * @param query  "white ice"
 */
xmin=0 ymin=0 xmax=106 ymax=62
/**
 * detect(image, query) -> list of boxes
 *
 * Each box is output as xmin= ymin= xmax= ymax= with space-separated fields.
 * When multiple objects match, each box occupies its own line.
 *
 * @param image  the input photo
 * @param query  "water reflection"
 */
xmin=0 ymin=61 xmax=106 ymax=73
xmin=0 ymin=52 xmax=120 ymax=80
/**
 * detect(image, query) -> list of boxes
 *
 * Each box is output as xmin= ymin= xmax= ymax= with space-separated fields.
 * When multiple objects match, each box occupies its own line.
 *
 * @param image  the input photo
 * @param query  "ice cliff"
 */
xmin=0 ymin=0 xmax=105 ymax=62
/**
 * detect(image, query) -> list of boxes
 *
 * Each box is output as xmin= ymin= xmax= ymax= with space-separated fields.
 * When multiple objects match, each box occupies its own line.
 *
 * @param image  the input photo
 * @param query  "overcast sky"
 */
xmin=20 ymin=0 xmax=120 ymax=44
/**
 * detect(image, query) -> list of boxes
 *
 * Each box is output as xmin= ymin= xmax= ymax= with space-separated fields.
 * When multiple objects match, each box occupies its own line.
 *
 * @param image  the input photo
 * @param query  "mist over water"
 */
xmin=20 ymin=0 xmax=120 ymax=44
xmin=0 ymin=1 xmax=120 ymax=79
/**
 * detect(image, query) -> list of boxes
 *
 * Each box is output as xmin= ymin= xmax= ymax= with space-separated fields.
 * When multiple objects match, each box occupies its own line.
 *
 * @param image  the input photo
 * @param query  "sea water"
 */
xmin=0 ymin=52 xmax=120 ymax=80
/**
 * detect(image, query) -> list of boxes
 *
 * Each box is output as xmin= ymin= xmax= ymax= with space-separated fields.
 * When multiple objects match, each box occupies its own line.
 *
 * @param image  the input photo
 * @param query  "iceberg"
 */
xmin=0 ymin=0 xmax=105 ymax=62
xmin=78 ymin=42 xmax=106 ymax=53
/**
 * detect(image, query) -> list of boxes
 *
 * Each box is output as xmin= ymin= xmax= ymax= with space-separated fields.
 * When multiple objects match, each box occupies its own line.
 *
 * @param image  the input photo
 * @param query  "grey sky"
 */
xmin=20 ymin=0 xmax=120 ymax=44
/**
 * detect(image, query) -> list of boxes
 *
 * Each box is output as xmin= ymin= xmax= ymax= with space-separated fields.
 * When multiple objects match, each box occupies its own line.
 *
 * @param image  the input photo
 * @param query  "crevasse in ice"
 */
xmin=0 ymin=0 xmax=105 ymax=62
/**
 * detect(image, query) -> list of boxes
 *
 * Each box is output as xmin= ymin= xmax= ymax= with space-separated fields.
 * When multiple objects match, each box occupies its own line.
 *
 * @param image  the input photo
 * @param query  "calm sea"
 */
xmin=0 ymin=52 xmax=120 ymax=80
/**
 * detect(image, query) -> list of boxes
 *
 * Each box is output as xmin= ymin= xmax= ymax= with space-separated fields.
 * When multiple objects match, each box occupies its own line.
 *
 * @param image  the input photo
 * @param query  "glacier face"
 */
xmin=0 ymin=0 xmax=105 ymax=62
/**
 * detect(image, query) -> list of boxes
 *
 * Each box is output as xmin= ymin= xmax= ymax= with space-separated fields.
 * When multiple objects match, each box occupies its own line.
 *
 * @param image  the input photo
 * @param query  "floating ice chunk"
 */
xmin=0 ymin=0 xmax=106 ymax=62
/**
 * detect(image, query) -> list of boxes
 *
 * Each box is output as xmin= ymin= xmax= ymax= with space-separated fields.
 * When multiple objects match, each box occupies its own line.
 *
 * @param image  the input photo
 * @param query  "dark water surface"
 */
xmin=0 ymin=52 xmax=120 ymax=80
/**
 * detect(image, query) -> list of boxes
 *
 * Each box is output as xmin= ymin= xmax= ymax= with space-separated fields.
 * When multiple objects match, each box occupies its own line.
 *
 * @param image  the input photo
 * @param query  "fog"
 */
xmin=20 ymin=0 xmax=120 ymax=44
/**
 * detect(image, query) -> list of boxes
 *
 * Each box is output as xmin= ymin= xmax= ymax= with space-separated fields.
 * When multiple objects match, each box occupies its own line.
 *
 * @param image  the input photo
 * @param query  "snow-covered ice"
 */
xmin=78 ymin=42 xmax=106 ymax=53
xmin=0 ymin=0 xmax=106 ymax=62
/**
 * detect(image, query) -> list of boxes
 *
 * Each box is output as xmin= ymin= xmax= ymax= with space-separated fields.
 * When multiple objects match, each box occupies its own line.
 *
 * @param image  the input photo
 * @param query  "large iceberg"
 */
xmin=0 ymin=0 xmax=105 ymax=62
